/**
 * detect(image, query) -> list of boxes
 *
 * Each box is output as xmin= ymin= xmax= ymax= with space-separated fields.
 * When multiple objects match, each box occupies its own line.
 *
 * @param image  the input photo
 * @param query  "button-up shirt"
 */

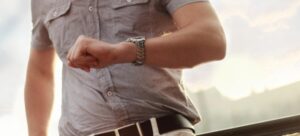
xmin=31 ymin=0 xmax=207 ymax=135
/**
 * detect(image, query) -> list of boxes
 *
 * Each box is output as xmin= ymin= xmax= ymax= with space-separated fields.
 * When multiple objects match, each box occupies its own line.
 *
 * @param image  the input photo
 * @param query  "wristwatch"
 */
xmin=126 ymin=36 xmax=146 ymax=66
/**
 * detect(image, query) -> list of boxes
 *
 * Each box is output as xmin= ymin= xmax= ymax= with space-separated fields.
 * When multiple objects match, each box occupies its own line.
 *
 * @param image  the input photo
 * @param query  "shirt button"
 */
xmin=127 ymin=0 xmax=132 ymax=2
xmin=107 ymin=91 xmax=113 ymax=96
xmin=88 ymin=6 xmax=93 ymax=12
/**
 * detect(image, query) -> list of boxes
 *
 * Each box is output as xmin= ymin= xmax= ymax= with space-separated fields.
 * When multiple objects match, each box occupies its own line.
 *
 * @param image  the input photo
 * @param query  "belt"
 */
xmin=92 ymin=114 xmax=194 ymax=136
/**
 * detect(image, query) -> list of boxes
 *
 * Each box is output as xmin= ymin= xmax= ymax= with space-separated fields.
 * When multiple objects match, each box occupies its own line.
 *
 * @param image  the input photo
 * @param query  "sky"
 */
xmin=0 ymin=0 xmax=299 ymax=135
xmin=183 ymin=0 xmax=300 ymax=99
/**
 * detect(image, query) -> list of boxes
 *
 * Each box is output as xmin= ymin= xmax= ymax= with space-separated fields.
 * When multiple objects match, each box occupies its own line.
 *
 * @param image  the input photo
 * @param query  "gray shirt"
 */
xmin=31 ymin=0 xmax=207 ymax=135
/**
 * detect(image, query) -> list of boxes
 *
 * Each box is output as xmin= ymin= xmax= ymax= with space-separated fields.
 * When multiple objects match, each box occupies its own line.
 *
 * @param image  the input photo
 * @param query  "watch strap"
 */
xmin=126 ymin=36 xmax=146 ymax=66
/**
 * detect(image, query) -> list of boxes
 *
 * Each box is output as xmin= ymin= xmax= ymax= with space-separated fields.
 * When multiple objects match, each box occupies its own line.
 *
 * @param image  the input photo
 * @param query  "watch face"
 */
xmin=130 ymin=36 xmax=145 ymax=46
xmin=133 ymin=36 xmax=145 ymax=41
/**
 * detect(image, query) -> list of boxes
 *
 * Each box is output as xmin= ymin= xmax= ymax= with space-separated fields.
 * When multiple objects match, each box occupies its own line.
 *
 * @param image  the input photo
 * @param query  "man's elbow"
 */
xmin=214 ymin=35 xmax=226 ymax=60
xmin=189 ymin=31 xmax=226 ymax=68
xmin=207 ymin=25 xmax=227 ymax=61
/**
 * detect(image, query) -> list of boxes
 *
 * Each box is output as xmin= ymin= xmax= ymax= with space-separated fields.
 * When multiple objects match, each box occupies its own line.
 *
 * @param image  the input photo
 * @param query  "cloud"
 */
xmin=185 ymin=47 xmax=300 ymax=99
xmin=183 ymin=63 xmax=217 ymax=92
xmin=0 ymin=1 xmax=20 ymax=23
xmin=211 ymin=0 xmax=300 ymax=56
xmin=249 ymin=1 xmax=300 ymax=32
xmin=0 ymin=2 xmax=31 ymax=114
xmin=213 ymin=57 xmax=263 ymax=99
xmin=0 ymin=87 xmax=27 ymax=135
xmin=212 ymin=0 xmax=300 ymax=32
xmin=184 ymin=1 xmax=300 ymax=100
xmin=0 ymin=0 xmax=29 ymax=41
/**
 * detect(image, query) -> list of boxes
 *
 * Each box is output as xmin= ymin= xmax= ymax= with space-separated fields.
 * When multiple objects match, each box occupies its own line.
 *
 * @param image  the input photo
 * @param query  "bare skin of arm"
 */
xmin=67 ymin=2 xmax=226 ymax=71
xmin=25 ymin=48 xmax=55 ymax=136
xmin=145 ymin=2 xmax=226 ymax=68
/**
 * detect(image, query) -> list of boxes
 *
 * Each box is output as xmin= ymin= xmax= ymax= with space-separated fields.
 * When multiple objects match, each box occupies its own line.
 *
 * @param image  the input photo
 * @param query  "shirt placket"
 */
xmin=95 ymin=67 xmax=129 ymax=126
xmin=87 ymin=0 xmax=100 ymax=38
xmin=90 ymin=0 xmax=129 ymax=126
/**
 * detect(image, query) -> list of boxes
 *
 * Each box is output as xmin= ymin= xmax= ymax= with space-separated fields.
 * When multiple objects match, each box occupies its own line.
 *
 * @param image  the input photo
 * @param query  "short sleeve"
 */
xmin=31 ymin=0 xmax=53 ymax=49
xmin=161 ymin=0 xmax=209 ymax=14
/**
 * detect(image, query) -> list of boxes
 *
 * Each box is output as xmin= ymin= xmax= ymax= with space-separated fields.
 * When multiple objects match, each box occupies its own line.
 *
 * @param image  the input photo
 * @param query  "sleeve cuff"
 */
xmin=166 ymin=0 xmax=208 ymax=14
xmin=31 ymin=38 xmax=53 ymax=50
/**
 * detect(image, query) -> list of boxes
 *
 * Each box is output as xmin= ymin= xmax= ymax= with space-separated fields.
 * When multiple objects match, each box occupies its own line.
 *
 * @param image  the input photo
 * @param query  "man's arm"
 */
xmin=67 ymin=2 xmax=225 ymax=69
xmin=143 ymin=2 xmax=226 ymax=68
xmin=25 ymin=48 xmax=55 ymax=136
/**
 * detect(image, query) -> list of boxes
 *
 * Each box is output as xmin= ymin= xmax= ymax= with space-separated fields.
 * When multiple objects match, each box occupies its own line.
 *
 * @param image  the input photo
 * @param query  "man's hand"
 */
xmin=67 ymin=35 xmax=136 ymax=72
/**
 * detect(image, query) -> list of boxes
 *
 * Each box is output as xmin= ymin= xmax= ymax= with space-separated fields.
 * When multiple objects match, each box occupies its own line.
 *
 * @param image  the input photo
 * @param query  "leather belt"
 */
xmin=93 ymin=114 xmax=194 ymax=136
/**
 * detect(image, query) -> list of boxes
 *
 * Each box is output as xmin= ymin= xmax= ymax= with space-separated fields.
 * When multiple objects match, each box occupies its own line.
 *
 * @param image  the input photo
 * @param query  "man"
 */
xmin=25 ymin=0 xmax=226 ymax=135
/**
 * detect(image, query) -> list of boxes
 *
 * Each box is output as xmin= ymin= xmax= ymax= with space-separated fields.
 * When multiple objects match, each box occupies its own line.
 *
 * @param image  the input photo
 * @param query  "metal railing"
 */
xmin=198 ymin=114 xmax=300 ymax=136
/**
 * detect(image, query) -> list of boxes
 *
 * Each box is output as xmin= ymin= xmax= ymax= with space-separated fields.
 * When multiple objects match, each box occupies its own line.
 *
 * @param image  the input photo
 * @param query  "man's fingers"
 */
xmin=66 ymin=35 xmax=110 ymax=70
xmin=67 ymin=44 xmax=76 ymax=62
xmin=75 ymin=56 xmax=98 ymax=66
xmin=80 ymin=66 xmax=91 ymax=72
xmin=67 ymin=46 xmax=77 ymax=67
xmin=68 ymin=55 xmax=99 ymax=68
xmin=67 ymin=36 xmax=88 ymax=66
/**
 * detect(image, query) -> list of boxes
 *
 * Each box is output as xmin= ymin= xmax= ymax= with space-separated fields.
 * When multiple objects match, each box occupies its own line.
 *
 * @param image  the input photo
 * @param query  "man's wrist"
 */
xmin=113 ymin=42 xmax=137 ymax=64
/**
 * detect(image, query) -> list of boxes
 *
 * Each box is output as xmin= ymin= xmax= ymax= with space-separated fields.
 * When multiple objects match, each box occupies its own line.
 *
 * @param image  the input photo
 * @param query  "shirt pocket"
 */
xmin=44 ymin=0 xmax=74 ymax=61
xmin=111 ymin=0 xmax=151 ymax=37
xmin=112 ymin=0 xmax=149 ymax=9
xmin=44 ymin=0 xmax=71 ymax=54
xmin=44 ymin=0 xmax=71 ymax=24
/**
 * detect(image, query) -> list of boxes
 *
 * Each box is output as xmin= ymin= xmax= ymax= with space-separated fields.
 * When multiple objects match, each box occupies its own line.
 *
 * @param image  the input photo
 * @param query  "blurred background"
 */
xmin=0 ymin=0 xmax=299 ymax=135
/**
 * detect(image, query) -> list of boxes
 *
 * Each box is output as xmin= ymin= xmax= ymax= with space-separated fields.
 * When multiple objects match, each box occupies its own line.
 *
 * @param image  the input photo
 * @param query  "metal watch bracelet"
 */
xmin=125 ymin=36 xmax=146 ymax=66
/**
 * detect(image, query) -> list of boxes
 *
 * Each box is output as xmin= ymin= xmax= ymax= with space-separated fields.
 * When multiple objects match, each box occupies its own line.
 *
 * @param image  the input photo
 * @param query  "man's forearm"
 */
xmin=25 ymin=49 xmax=55 ymax=136
xmin=116 ymin=20 xmax=226 ymax=68
xmin=143 ymin=21 xmax=226 ymax=68
xmin=25 ymin=73 xmax=54 ymax=136
xmin=118 ymin=2 xmax=226 ymax=68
